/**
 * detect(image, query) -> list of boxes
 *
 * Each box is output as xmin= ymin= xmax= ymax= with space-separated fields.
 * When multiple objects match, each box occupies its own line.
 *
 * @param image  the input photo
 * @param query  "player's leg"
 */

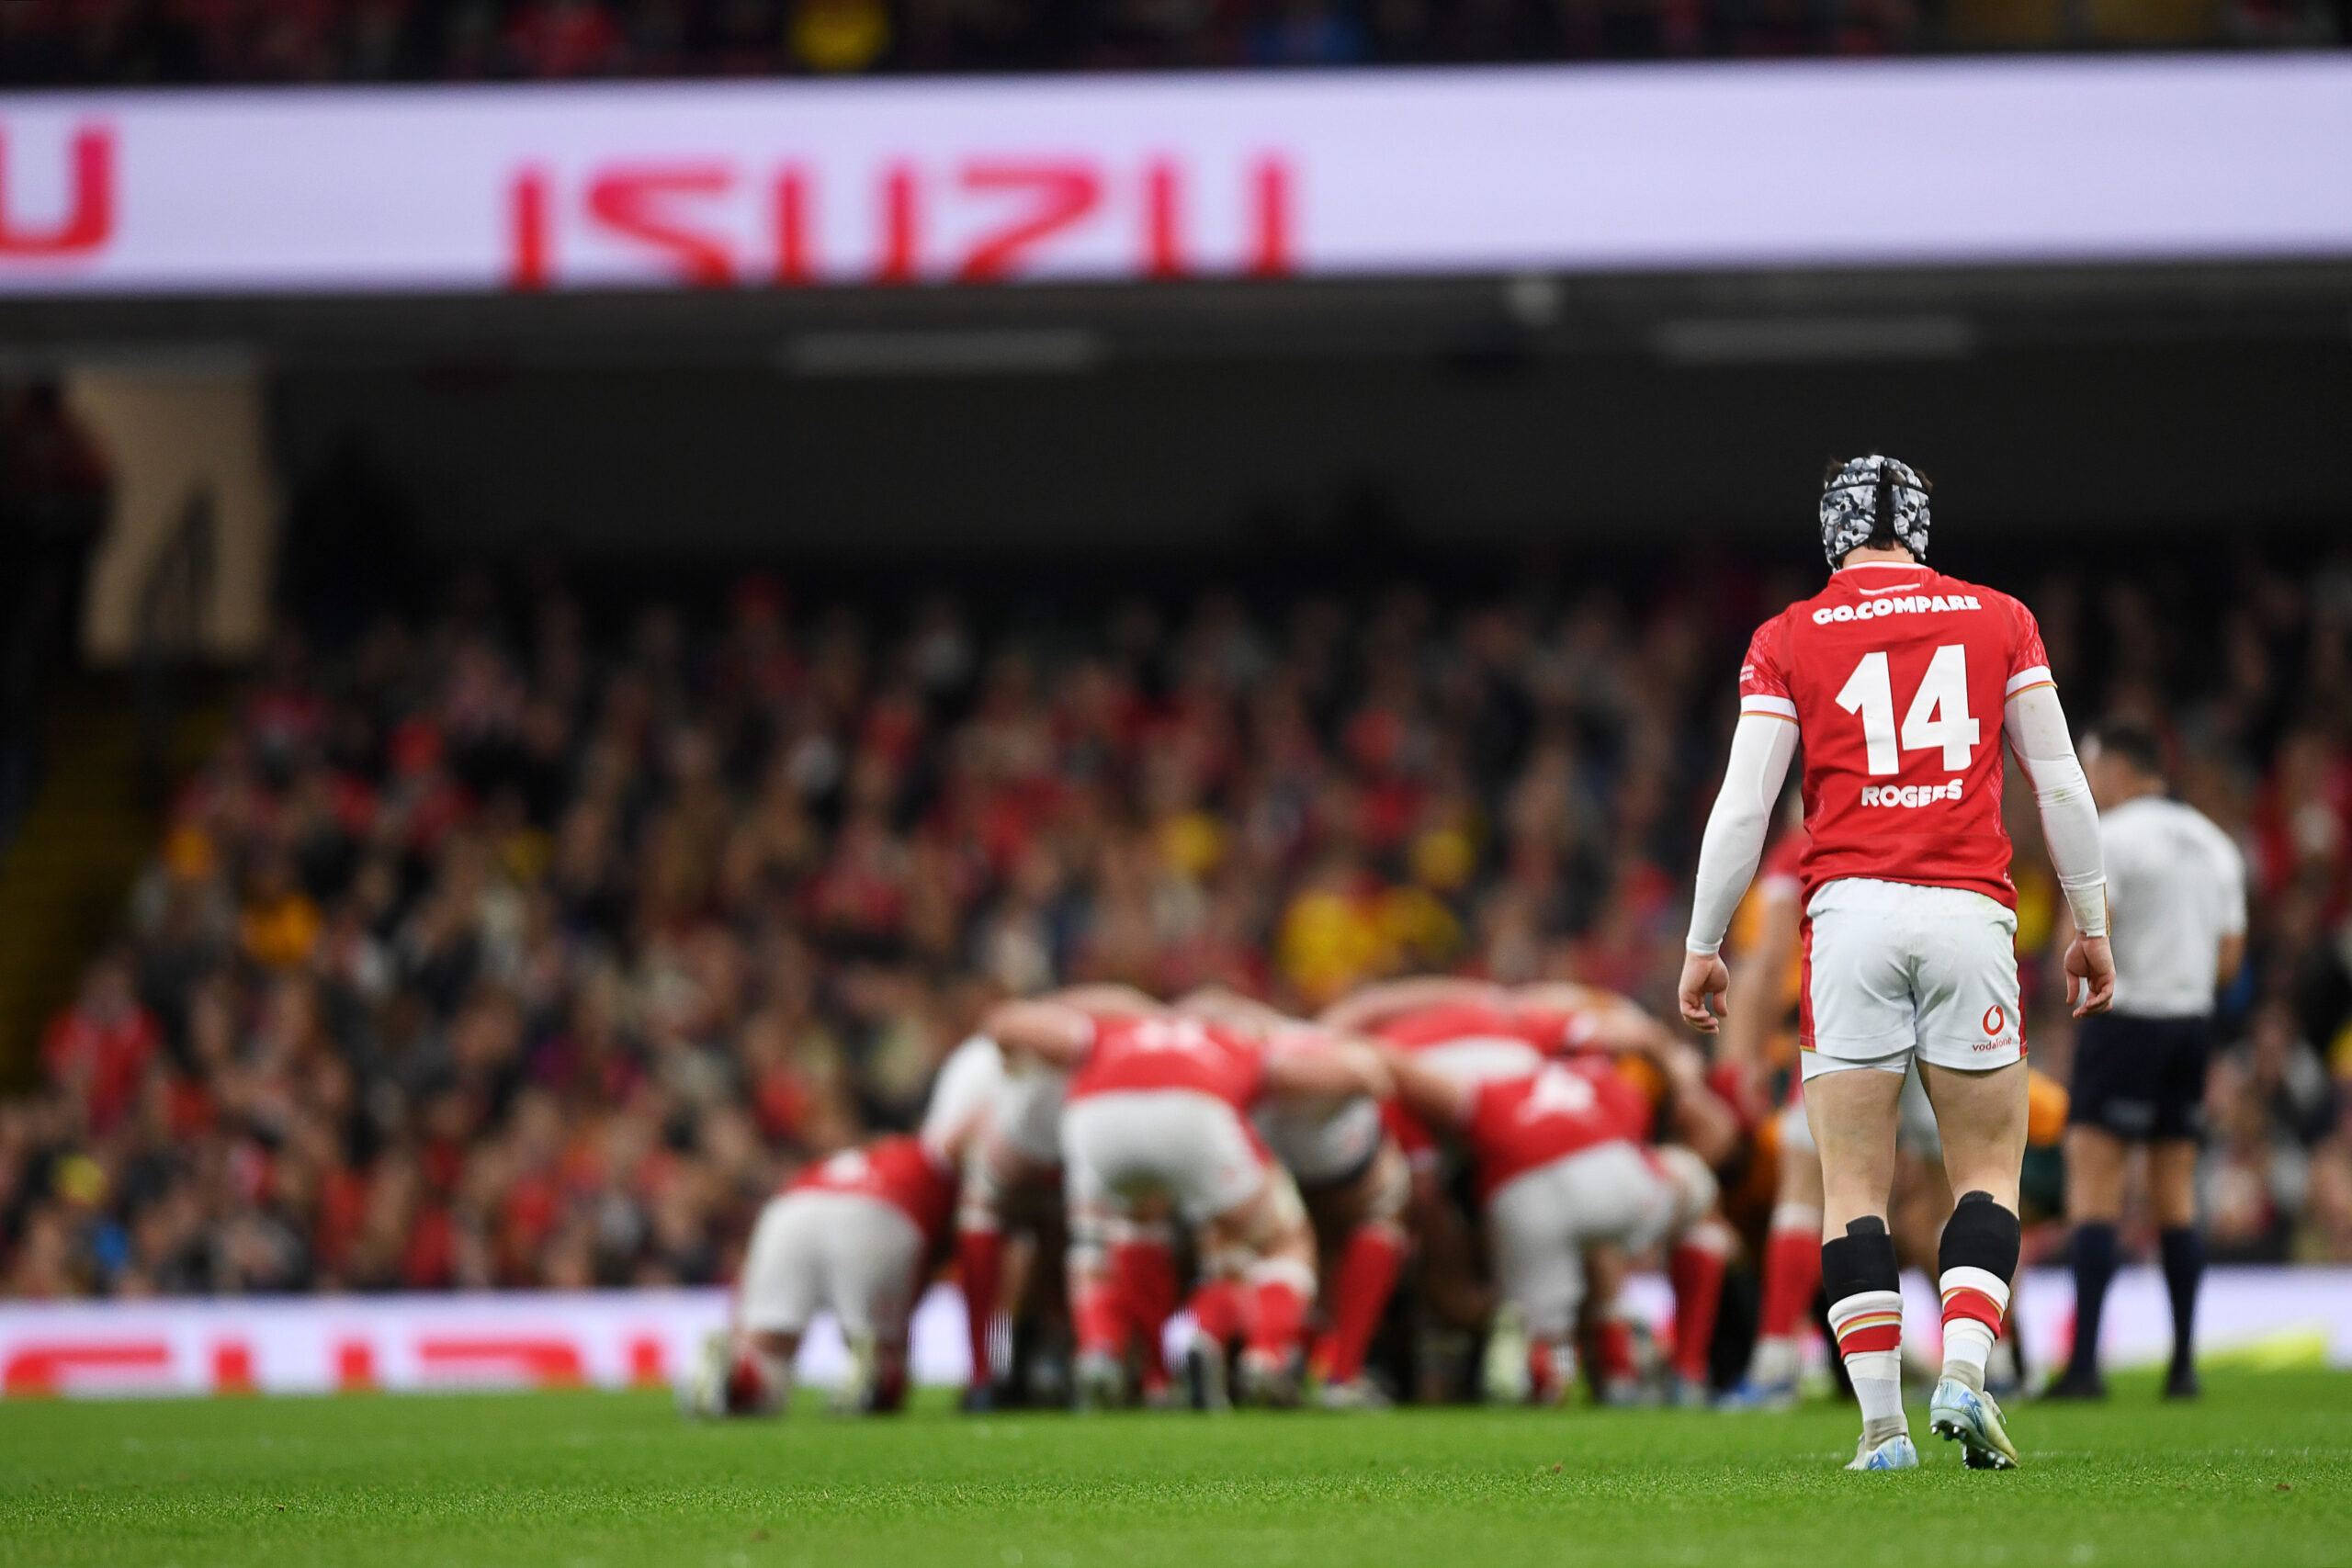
xmin=1184 ymin=1093 xmax=1315 ymax=1407
xmin=1903 ymin=886 xmax=2029 ymax=1468
xmin=698 ymin=1194 xmax=822 ymax=1417
xmin=2149 ymin=1137 xmax=2202 ymax=1396
xmin=1573 ymin=1139 xmax=1727 ymax=1406
xmin=1485 ymin=1162 xmax=1582 ymax=1405
xmin=1183 ymin=1243 xmax=1250 ymax=1412
xmin=1309 ymin=1141 xmax=1410 ymax=1407
xmin=1653 ymin=1147 xmax=1735 ymax=1405
xmin=1918 ymin=1057 xmax=2029 ymax=1468
xmin=1057 ymin=1101 xmax=1134 ymax=1409
xmin=1797 ymin=886 xmax=1927 ymax=1468
xmin=1891 ymin=1077 xmax=1964 ymax=1390
xmin=1207 ymin=1178 xmax=1317 ymax=1408
xmin=1725 ymin=1100 xmax=1823 ymax=1407
xmin=1107 ymin=1212 xmax=1180 ymax=1404
xmin=956 ymin=1141 xmax=1013 ymax=1409
xmin=1804 ymin=1061 xmax=1912 ymax=1467
xmin=1580 ymin=1244 xmax=1647 ymax=1405
xmin=2151 ymin=1016 xmax=2211 ymax=1398
xmin=2053 ymin=1123 xmax=2127 ymax=1397
xmin=820 ymin=1195 xmax=925 ymax=1416
xmin=2052 ymin=1010 xmax=2131 ymax=1399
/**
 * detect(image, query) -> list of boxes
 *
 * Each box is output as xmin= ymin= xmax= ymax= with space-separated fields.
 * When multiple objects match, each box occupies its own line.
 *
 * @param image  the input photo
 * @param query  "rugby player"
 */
xmin=1379 ymin=1045 xmax=1728 ymax=1406
xmin=1178 ymin=987 xmax=1413 ymax=1410
xmin=983 ymin=992 xmax=1392 ymax=1409
xmin=1679 ymin=455 xmax=2113 ymax=1471
xmin=948 ymin=985 xmax=1157 ymax=1412
xmin=1329 ymin=976 xmax=1737 ymax=1403
xmin=686 ymin=1127 xmax=961 ymax=1419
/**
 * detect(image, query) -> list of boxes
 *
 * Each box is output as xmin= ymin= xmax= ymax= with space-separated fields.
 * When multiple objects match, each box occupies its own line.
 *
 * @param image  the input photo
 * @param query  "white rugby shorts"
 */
xmin=738 ymin=1190 xmax=924 ymax=1341
xmin=1487 ymin=1143 xmax=1680 ymax=1338
xmin=1061 ymin=1089 xmax=1269 ymax=1224
xmin=1253 ymin=1094 xmax=1384 ymax=1187
xmin=1800 ymin=876 xmax=2024 ymax=1080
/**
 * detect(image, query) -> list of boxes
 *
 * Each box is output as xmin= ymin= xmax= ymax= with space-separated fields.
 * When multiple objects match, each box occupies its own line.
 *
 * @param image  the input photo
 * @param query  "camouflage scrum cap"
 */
xmin=1820 ymin=454 xmax=1931 ymax=569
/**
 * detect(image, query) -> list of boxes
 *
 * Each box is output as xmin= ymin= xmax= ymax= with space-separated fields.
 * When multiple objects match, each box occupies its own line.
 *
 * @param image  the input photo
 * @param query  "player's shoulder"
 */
xmin=1930 ymin=572 xmax=2035 ymax=627
xmin=1737 ymin=601 xmax=1802 ymax=687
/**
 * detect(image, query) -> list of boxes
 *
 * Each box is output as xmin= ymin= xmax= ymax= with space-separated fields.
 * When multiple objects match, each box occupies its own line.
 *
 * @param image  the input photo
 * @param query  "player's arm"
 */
xmin=1262 ymin=1030 xmax=1394 ymax=1101
xmin=1679 ymin=714 xmax=1800 ymax=1032
xmin=979 ymin=998 xmax=1096 ymax=1070
xmin=1373 ymin=1045 xmax=1473 ymax=1131
xmin=1317 ymin=976 xmax=1507 ymax=1033
xmin=1173 ymin=985 xmax=1293 ymax=1036
xmin=2211 ymin=822 xmax=2248 ymax=991
xmin=1720 ymin=881 xmax=1799 ymax=1111
xmin=2217 ymin=933 xmax=2245 ymax=992
xmin=1507 ymin=980 xmax=1597 ymax=1014
xmin=1655 ymin=1044 xmax=1744 ymax=1169
xmin=1513 ymin=980 xmax=1668 ymax=1062
xmin=1046 ymin=983 xmax=1162 ymax=1015
xmin=2003 ymin=682 xmax=2113 ymax=1017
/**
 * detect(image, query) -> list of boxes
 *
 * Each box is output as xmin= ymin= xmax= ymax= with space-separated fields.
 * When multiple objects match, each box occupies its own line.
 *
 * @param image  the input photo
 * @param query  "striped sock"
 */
xmin=1827 ymin=1289 xmax=1907 ymax=1446
xmin=1939 ymin=1266 xmax=2011 ymax=1394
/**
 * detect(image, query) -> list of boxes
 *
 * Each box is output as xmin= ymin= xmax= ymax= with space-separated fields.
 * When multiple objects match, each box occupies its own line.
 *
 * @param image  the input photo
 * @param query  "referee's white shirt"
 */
xmin=2098 ymin=794 xmax=2248 ymax=1019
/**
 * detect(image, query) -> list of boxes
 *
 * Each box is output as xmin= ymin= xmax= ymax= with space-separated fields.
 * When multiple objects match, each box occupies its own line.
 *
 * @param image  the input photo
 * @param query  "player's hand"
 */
xmin=2065 ymin=934 xmax=2117 ymax=1019
xmin=1677 ymin=951 xmax=1730 ymax=1034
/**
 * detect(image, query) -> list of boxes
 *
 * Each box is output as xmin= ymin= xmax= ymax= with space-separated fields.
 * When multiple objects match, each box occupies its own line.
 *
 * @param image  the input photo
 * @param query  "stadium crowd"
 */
xmin=0 ymin=0 xmax=2338 ymax=85
xmin=0 ymin=543 xmax=2348 ymax=1330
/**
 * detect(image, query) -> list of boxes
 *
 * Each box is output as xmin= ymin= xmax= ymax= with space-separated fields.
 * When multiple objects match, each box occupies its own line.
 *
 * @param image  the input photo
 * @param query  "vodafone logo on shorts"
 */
xmin=1973 ymin=1003 xmax=2019 ymax=1052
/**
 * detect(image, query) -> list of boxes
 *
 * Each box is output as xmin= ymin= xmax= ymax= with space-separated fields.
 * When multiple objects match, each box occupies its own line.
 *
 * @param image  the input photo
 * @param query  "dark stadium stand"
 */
xmin=0 ymin=0 xmax=2339 ymax=85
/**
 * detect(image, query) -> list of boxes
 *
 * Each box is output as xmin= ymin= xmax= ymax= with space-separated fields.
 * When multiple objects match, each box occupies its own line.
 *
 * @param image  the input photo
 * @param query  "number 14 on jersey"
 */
xmin=1835 ymin=644 xmax=1980 ymax=774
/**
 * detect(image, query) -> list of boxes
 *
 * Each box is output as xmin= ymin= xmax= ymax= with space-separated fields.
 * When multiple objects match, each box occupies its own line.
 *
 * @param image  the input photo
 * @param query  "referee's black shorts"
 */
xmin=2066 ymin=1012 xmax=2212 ymax=1143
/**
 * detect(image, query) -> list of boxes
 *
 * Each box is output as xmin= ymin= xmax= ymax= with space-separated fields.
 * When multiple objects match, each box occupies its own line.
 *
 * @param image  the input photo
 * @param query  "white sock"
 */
xmin=1828 ymin=1289 xmax=1907 ymax=1447
xmin=1939 ymin=1266 xmax=2011 ymax=1395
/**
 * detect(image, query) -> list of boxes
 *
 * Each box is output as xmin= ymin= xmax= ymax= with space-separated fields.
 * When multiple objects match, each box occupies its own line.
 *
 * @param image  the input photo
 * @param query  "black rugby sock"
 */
xmin=2066 ymin=1222 xmax=2118 ymax=1384
xmin=2158 ymin=1226 xmax=2204 ymax=1379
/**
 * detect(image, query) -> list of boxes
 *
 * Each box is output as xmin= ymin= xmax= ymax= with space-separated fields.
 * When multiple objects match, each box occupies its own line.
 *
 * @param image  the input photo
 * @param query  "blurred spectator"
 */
xmin=505 ymin=0 xmax=631 ymax=74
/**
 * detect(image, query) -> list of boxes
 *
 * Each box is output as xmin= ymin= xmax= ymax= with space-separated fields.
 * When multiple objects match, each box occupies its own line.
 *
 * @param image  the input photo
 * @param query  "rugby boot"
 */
xmin=1929 ymin=1377 xmax=2020 ymax=1470
xmin=1846 ymin=1431 xmax=1920 ymax=1471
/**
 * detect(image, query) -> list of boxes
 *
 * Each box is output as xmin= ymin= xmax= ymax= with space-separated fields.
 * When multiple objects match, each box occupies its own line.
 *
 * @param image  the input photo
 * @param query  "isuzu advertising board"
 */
xmin=2 ymin=1269 xmax=2346 ymax=1397
xmin=0 ymin=58 xmax=2346 ymax=295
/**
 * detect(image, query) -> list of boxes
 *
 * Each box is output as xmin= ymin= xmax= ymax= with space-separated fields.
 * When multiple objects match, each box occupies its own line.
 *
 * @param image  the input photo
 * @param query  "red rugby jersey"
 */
xmin=1065 ymin=1013 xmax=1267 ymax=1111
xmin=1738 ymin=560 xmax=2051 ymax=910
xmin=788 ymin=1135 xmax=957 ymax=1250
xmin=1461 ymin=1059 xmax=1649 ymax=1204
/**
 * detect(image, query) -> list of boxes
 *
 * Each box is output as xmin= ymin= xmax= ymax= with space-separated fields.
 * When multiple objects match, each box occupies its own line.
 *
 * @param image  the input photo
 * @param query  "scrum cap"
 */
xmin=1820 ymin=454 xmax=1931 ymax=569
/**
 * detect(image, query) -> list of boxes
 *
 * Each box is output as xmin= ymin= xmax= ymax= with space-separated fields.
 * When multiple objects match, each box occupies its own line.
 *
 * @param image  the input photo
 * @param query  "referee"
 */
xmin=2050 ymin=720 xmax=2245 ymax=1401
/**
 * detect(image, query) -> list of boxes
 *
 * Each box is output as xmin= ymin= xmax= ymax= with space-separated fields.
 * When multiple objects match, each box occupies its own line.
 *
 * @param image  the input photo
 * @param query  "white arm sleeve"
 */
xmin=1685 ymin=714 xmax=1799 ymax=956
xmin=2004 ymin=682 xmax=2108 ymax=937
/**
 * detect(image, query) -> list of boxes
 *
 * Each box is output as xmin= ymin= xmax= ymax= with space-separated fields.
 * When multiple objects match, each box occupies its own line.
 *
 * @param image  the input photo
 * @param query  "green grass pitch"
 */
xmin=3 ymin=1371 xmax=2346 ymax=1567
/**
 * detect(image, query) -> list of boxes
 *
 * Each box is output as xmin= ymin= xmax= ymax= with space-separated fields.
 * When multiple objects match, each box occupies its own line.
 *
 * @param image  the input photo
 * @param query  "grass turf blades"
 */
xmin=2 ymin=1370 xmax=2344 ymax=1567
